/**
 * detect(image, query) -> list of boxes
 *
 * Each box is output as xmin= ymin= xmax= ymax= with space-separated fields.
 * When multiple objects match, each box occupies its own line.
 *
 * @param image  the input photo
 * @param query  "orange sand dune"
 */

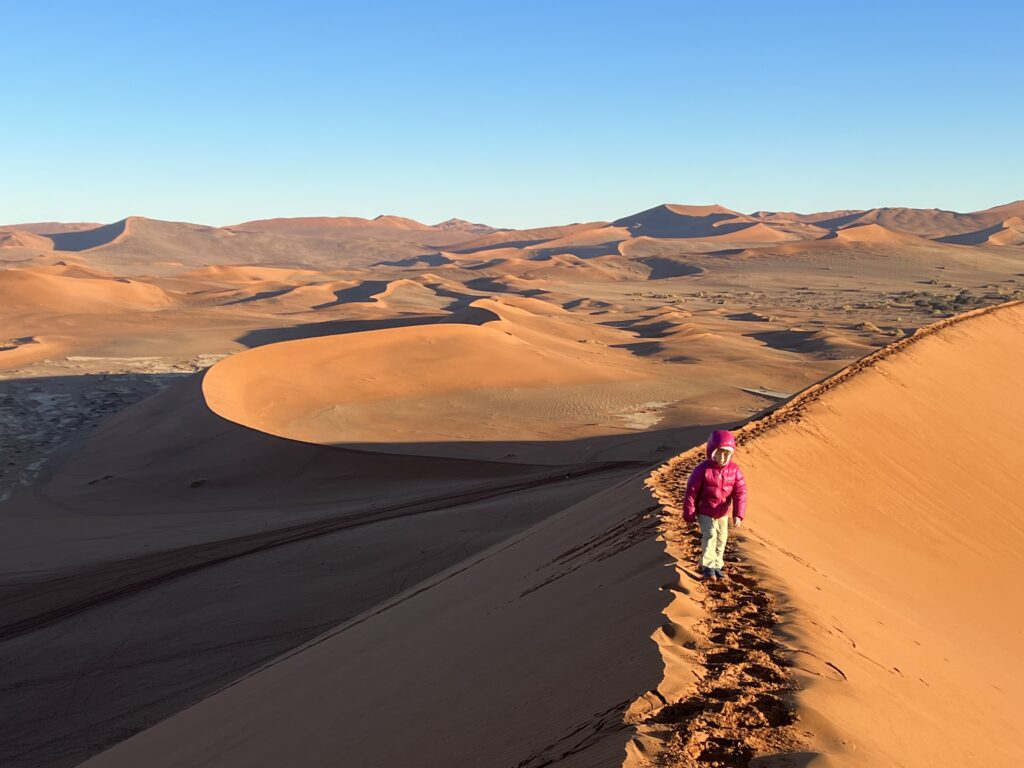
xmin=2 ymin=221 xmax=102 ymax=235
xmin=817 ymin=206 xmax=1010 ymax=239
xmin=80 ymin=305 xmax=1024 ymax=768
xmin=749 ymin=326 xmax=874 ymax=358
xmin=35 ymin=217 xmax=452 ymax=275
xmin=641 ymin=301 xmax=1024 ymax=766
xmin=448 ymin=221 xmax=609 ymax=252
xmin=752 ymin=209 xmax=861 ymax=225
xmin=0 ymin=229 xmax=54 ymax=250
xmin=754 ymin=202 xmax=1024 ymax=243
xmin=175 ymin=264 xmax=324 ymax=283
xmin=230 ymin=213 xmax=429 ymax=233
xmin=23 ymin=261 xmax=117 ymax=279
xmin=613 ymin=204 xmax=756 ymax=238
xmin=201 ymin=319 xmax=651 ymax=451
xmin=471 ymin=252 xmax=628 ymax=281
xmin=0 ymin=335 xmax=68 ymax=369
xmin=227 ymin=214 xmax=488 ymax=248
xmin=48 ymin=218 xmax=131 ymax=251
xmin=938 ymin=215 xmax=1024 ymax=246
xmin=831 ymin=222 xmax=934 ymax=245
xmin=523 ymin=225 xmax=632 ymax=250
xmin=0 ymin=269 xmax=175 ymax=313
xmin=705 ymin=221 xmax=807 ymax=243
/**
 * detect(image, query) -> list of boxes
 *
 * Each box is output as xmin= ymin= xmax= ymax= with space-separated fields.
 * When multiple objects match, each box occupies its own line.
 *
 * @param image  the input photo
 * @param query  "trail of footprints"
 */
xmin=642 ymin=461 xmax=806 ymax=767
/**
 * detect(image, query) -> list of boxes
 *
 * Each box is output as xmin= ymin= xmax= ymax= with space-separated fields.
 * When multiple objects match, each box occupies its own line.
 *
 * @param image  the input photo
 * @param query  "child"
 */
xmin=682 ymin=429 xmax=747 ymax=580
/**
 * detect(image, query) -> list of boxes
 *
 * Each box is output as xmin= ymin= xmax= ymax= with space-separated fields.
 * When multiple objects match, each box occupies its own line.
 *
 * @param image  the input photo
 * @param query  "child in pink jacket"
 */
xmin=683 ymin=429 xmax=747 ymax=580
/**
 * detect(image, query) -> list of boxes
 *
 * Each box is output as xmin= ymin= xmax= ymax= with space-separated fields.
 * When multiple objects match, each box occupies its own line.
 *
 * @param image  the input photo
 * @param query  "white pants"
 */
xmin=698 ymin=514 xmax=729 ymax=570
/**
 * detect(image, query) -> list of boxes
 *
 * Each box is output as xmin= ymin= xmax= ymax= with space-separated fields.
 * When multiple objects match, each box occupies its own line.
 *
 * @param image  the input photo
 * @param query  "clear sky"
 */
xmin=3 ymin=0 xmax=1022 ymax=228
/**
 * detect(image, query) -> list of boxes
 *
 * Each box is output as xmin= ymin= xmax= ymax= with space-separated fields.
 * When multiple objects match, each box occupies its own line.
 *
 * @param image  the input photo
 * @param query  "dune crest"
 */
xmin=639 ymin=300 xmax=1024 ymax=766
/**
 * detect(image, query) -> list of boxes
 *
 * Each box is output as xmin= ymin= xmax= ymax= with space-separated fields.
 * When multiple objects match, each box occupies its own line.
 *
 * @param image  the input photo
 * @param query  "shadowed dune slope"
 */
xmin=78 ymin=468 xmax=673 ymax=768
xmin=646 ymin=300 xmax=1024 ymax=766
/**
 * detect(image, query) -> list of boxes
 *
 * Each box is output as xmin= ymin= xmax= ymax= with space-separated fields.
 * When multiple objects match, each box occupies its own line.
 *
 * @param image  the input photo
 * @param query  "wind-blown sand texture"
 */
xmin=0 ymin=202 xmax=1022 ymax=767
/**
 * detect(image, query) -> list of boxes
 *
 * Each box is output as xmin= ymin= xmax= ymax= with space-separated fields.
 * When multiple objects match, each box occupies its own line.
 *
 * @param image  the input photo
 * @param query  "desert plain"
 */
xmin=0 ymin=202 xmax=1022 ymax=767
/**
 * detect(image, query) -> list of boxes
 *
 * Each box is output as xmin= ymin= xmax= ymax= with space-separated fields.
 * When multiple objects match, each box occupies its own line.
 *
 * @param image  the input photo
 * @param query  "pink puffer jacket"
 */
xmin=682 ymin=429 xmax=747 ymax=522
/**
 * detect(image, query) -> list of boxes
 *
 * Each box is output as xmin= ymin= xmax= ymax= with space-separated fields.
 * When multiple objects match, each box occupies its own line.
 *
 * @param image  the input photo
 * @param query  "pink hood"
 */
xmin=706 ymin=429 xmax=737 ymax=461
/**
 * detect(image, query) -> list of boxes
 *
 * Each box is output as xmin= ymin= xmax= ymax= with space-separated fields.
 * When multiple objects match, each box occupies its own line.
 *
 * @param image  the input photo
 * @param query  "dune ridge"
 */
xmin=637 ymin=299 xmax=1024 ymax=766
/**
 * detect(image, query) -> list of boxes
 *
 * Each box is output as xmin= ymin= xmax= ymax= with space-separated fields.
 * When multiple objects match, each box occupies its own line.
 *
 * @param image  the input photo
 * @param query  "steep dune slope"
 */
xmin=78 ymin=466 xmax=674 ymax=768
xmin=644 ymin=300 xmax=1024 ymax=766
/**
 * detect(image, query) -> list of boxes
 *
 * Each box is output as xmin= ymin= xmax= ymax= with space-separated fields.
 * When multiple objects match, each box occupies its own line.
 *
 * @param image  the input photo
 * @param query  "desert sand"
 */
xmin=0 ymin=202 xmax=1021 ymax=767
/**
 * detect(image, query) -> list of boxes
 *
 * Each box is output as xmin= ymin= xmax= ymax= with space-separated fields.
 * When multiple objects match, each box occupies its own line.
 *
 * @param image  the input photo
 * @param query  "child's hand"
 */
xmin=733 ymin=518 xmax=743 ymax=528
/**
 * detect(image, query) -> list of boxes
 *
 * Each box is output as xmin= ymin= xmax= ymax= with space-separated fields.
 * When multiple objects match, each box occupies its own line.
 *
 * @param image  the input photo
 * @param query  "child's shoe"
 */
xmin=713 ymin=568 xmax=724 ymax=579
xmin=701 ymin=567 xmax=713 ymax=579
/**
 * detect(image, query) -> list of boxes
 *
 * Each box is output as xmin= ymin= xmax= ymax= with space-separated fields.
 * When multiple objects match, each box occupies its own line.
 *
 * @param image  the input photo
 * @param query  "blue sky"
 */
xmin=3 ymin=1 xmax=1022 ymax=228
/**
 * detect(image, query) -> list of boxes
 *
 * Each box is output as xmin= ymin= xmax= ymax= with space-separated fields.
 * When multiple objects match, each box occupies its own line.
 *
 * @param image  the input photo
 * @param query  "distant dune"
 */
xmin=0 ymin=269 xmax=174 ymax=313
xmin=200 ymin=315 xmax=653 ymax=456
xmin=448 ymin=222 xmax=609 ymax=252
xmin=48 ymin=219 xmax=130 ymax=251
xmin=937 ymin=215 xmax=1024 ymax=246
xmin=2 ymin=222 xmax=102 ymax=235
xmin=0 ymin=229 xmax=54 ymax=250
xmin=830 ymin=222 xmax=934 ymax=245
xmin=231 ymin=213 xmax=429 ymax=233
xmin=228 ymin=214 xmax=494 ymax=247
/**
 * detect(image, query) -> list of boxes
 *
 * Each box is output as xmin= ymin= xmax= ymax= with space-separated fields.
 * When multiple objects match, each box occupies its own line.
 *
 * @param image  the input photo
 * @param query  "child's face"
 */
xmin=712 ymin=447 xmax=733 ymax=466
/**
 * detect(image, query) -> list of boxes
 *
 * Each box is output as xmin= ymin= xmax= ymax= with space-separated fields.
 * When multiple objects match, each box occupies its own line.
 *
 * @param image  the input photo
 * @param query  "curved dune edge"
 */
xmin=199 ymin=317 xmax=656 ymax=452
xmin=630 ymin=299 xmax=1024 ymax=767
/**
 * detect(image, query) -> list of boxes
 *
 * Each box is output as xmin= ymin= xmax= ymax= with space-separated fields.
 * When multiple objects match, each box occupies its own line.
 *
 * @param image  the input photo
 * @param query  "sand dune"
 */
xmin=48 ymin=219 xmax=131 ymax=251
xmin=808 ymin=203 xmax=1024 ymax=240
xmin=175 ymin=264 xmax=324 ymax=283
xmin=232 ymin=214 xmax=429 ymax=232
xmin=642 ymin=300 xmax=1024 ymax=766
xmin=0 ymin=335 xmax=66 ymax=369
xmin=0 ymin=229 xmax=54 ymax=250
xmin=2 ymin=221 xmax=102 ymax=235
xmin=77 ymin=465 xmax=673 ymax=768
xmin=201 ymin=319 xmax=655 ymax=453
xmin=0 ymin=269 xmax=175 ymax=313
xmin=448 ymin=221 xmax=609 ymax=252
xmin=750 ymin=327 xmax=874 ymax=358
xmin=830 ymin=222 xmax=934 ymax=245
xmin=752 ymin=201 xmax=1024 ymax=243
xmin=524 ymin=225 xmax=632 ymax=250
xmin=228 ymin=214 xmax=494 ymax=248
xmin=937 ymin=215 xmax=1024 ymax=246
xmin=77 ymin=302 xmax=1023 ymax=768
xmin=36 ymin=217 xmax=454 ymax=275
xmin=613 ymin=204 xmax=755 ymax=238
